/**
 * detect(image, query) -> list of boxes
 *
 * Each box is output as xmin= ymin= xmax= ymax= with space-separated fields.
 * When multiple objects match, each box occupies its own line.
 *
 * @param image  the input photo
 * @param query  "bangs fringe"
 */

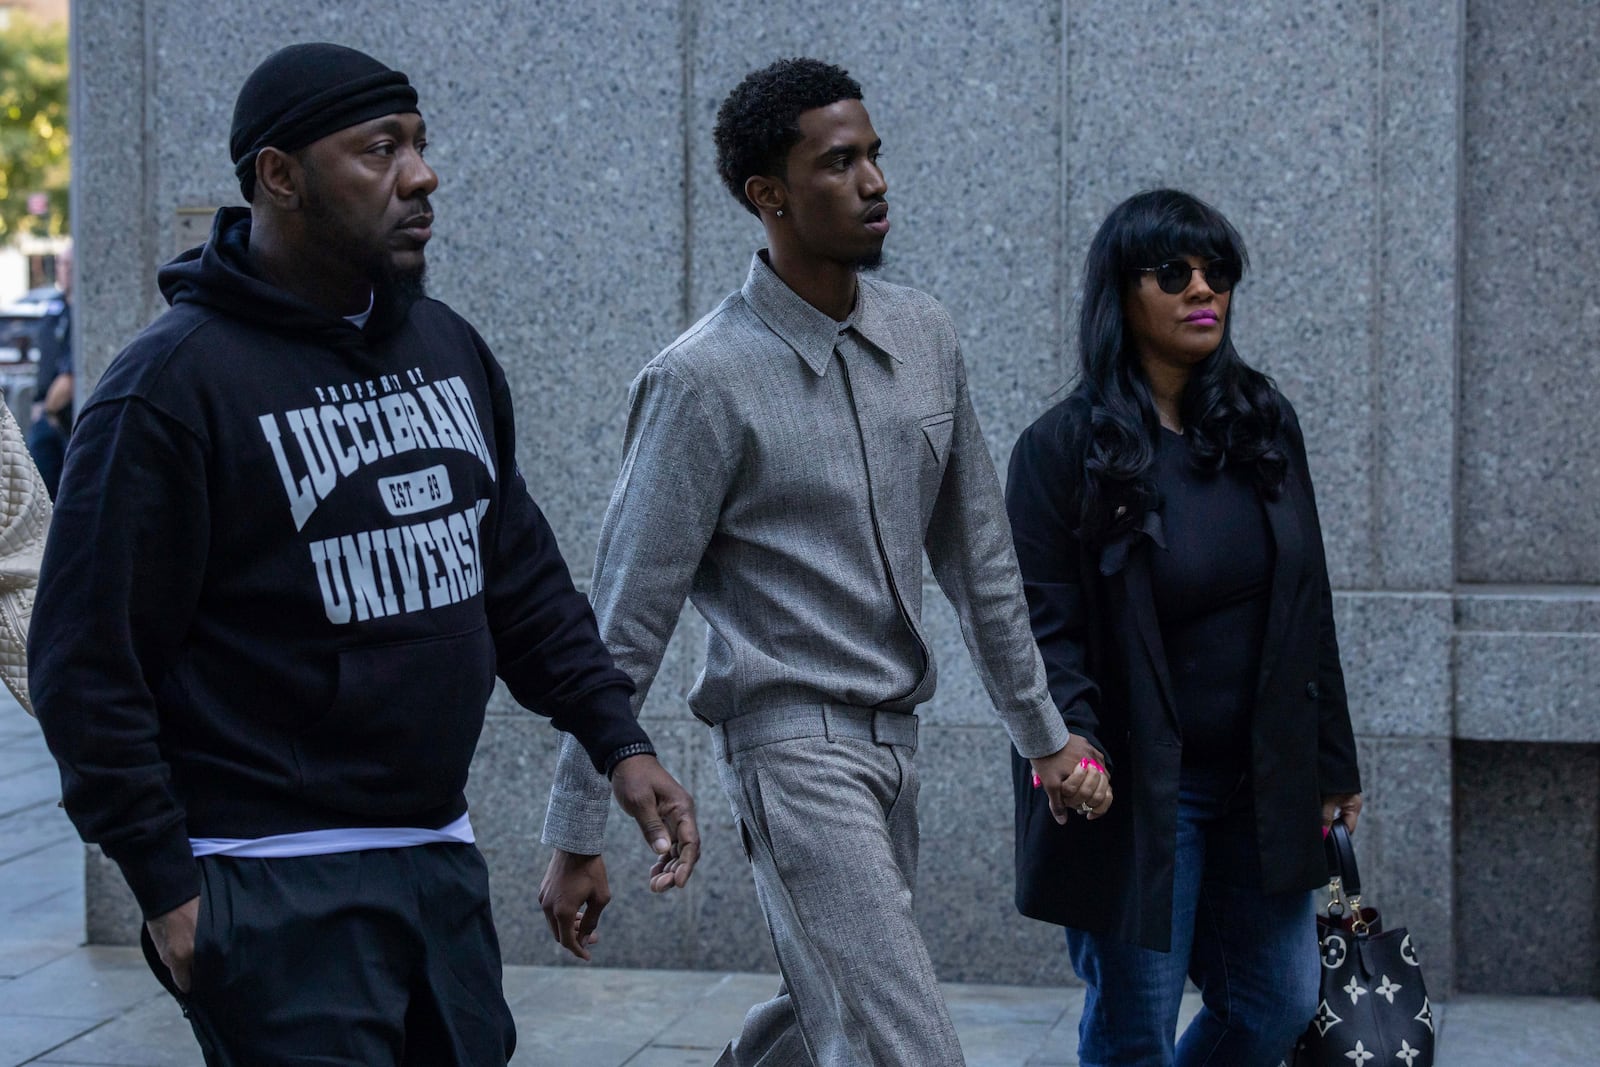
xmin=1118 ymin=193 xmax=1249 ymax=274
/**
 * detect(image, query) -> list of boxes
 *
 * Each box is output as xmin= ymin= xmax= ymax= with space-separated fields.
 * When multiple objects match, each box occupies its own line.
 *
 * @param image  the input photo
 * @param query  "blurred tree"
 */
xmin=0 ymin=14 xmax=68 ymax=240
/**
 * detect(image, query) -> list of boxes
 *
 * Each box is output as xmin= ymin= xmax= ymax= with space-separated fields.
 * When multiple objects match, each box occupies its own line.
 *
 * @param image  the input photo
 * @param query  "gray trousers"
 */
xmin=710 ymin=705 xmax=965 ymax=1067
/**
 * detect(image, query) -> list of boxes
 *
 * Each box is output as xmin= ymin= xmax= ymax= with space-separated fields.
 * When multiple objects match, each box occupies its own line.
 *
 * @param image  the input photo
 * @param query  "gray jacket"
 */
xmin=543 ymin=253 xmax=1069 ymax=853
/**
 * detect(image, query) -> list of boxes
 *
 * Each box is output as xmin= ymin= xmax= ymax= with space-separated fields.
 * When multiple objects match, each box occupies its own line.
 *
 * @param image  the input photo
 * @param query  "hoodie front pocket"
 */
xmin=295 ymin=623 xmax=496 ymax=816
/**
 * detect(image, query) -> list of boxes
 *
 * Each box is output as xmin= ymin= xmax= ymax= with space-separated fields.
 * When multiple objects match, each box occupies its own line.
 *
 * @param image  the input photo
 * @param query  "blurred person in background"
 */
xmin=25 ymin=243 xmax=71 ymax=499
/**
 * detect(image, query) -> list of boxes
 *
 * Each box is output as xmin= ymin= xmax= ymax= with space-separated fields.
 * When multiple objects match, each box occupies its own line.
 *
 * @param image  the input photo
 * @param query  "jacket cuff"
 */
xmin=602 ymin=742 xmax=656 ymax=778
xmin=1312 ymin=755 xmax=1363 ymax=796
xmin=542 ymin=788 xmax=613 ymax=855
xmin=1010 ymin=701 xmax=1073 ymax=760
xmin=107 ymin=829 xmax=200 ymax=921
xmin=552 ymin=683 xmax=653 ymax=776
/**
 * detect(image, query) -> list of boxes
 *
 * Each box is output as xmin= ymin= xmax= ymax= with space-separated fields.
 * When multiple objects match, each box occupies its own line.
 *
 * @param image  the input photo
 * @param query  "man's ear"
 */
xmin=254 ymin=147 xmax=302 ymax=210
xmin=744 ymin=174 xmax=786 ymax=218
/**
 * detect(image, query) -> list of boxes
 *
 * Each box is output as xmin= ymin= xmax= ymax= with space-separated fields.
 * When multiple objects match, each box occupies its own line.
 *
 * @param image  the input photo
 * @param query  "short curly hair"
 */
xmin=714 ymin=58 xmax=863 ymax=217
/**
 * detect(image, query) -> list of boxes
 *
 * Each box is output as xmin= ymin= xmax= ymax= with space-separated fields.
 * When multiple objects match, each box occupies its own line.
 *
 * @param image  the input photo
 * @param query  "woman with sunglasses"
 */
xmin=1005 ymin=188 xmax=1363 ymax=1066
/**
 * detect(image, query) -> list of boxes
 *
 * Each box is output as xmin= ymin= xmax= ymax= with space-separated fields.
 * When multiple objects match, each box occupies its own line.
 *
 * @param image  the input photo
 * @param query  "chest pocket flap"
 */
xmin=919 ymin=412 xmax=955 ymax=466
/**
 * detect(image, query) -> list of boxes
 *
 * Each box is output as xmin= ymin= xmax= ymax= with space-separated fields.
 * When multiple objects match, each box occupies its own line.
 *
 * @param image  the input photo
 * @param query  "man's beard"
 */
xmin=382 ymin=261 xmax=428 ymax=306
xmin=857 ymin=249 xmax=885 ymax=272
xmin=300 ymin=164 xmax=428 ymax=305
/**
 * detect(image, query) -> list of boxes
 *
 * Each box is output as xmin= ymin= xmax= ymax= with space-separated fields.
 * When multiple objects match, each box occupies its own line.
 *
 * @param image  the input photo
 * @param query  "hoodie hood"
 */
xmin=157 ymin=207 xmax=413 ymax=348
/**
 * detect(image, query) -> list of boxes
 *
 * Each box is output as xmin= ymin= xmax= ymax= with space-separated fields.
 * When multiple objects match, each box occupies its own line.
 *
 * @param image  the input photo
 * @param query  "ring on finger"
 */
xmin=1077 ymin=802 xmax=1094 ymax=816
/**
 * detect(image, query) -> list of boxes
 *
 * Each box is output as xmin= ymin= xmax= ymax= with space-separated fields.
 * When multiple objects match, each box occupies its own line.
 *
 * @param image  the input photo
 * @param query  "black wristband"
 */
xmin=603 ymin=741 xmax=656 ymax=779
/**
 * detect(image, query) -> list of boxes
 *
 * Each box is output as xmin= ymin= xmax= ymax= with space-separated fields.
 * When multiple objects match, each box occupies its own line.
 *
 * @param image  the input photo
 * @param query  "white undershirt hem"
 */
xmin=189 ymin=812 xmax=474 ymax=858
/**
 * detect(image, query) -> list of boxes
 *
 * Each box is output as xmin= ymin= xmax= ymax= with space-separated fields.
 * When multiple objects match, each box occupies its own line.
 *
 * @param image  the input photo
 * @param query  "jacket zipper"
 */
xmin=835 ymin=349 xmax=930 ymax=704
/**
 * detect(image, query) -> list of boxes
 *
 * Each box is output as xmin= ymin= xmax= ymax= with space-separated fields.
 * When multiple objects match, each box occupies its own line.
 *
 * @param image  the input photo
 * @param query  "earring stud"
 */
xmin=776 ymin=209 xmax=785 ymax=218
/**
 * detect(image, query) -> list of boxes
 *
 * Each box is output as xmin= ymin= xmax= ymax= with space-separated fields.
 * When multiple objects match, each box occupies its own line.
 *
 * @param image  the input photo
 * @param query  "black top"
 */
xmin=29 ymin=207 xmax=649 ymax=920
xmin=1148 ymin=427 xmax=1273 ymax=769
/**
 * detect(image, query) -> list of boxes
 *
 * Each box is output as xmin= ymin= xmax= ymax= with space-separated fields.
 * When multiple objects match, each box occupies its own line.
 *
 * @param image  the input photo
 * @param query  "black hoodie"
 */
xmin=29 ymin=208 xmax=649 ymax=919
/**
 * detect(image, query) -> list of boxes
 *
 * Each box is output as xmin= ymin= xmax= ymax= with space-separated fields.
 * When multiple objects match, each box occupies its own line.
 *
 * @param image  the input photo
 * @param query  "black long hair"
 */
xmin=1074 ymin=188 xmax=1287 ymax=542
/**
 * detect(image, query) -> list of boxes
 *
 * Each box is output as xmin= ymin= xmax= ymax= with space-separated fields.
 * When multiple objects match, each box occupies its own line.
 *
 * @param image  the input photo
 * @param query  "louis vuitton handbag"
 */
xmin=1289 ymin=822 xmax=1435 ymax=1066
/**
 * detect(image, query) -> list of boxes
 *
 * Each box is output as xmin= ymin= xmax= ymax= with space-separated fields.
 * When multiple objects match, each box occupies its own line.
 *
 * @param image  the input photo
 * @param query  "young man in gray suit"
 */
xmin=540 ymin=58 xmax=1109 ymax=1066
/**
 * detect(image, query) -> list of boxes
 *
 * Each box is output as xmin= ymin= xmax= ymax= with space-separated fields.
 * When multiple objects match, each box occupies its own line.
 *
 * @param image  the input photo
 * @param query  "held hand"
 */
xmin=610 ymin=754 xmax=700 ymax=892
xmin=146 ymin=896 xmax=200 ymax=993
xmin=1322 ymin=792 xmax=1363 ymax=836
xmin=1030 ymin=737 xmax=1112 ymax=825
xmin=539 ymin=850 xmax=610 ymax=961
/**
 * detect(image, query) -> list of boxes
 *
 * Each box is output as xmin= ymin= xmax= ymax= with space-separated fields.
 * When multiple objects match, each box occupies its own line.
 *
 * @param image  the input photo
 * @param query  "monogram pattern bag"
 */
xmin=1288 ymin=822 xmax=1435 ymax=1066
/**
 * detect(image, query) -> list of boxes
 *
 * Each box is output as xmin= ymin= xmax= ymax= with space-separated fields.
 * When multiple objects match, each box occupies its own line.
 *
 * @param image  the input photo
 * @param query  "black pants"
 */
xmin=141 ymin=844 xmax=516 ymax=1066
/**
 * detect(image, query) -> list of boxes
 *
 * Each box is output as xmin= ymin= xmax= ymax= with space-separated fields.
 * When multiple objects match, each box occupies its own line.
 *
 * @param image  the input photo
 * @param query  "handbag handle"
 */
xmin=1324 ymin=821 xmax=1373 ymax=934
xmin=1325 ymin=820 xmax=1361 ymax=896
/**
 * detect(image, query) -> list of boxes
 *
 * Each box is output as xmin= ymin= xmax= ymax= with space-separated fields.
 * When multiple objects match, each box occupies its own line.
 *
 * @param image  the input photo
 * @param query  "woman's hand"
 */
xmin=1030 ymin=738 xmax=1112 ymax=824
xmin=1322 ymin=792 xmax=1363 ymax=836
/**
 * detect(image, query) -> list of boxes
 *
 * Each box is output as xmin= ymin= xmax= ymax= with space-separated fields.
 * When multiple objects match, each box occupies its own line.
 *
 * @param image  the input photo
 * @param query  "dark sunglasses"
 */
xmin=1134 ymin=258 xmax=1241 ymax=295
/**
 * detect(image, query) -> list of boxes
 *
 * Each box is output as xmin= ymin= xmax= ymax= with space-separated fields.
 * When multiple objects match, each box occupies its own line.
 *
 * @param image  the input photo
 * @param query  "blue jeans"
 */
xmin=1067 ymin=767 xmax=1318 ymax=1067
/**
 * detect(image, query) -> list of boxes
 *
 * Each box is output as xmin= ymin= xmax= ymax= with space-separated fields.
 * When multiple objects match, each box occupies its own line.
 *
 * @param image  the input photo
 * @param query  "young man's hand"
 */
xmin=610 ymin=754 xmax=700 ymax=891
xmin=1030 ymin=737 xmax=1112 ymax=824
xmin=539 ymin=850 xmax=609 ymax=961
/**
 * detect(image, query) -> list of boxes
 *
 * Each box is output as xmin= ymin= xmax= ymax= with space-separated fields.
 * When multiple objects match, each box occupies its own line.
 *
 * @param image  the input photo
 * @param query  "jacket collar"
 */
xmin=740 ymin=250 xmax=906 ymax=376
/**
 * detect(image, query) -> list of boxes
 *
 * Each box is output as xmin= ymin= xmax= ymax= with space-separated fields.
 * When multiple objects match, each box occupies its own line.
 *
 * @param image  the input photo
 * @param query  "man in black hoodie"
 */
xmin=28 ymin=43 xmax=697 ymax=1066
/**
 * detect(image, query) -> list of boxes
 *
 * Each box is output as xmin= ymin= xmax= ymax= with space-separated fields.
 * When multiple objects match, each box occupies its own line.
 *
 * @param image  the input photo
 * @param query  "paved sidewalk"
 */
xmin=3 ymin=693 xmax=1595 ymax=1065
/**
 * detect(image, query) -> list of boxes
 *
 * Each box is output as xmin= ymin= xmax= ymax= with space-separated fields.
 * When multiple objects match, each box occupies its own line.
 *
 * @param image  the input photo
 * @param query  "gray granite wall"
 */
xmin=71 ymin=0 xmax=1600 ymax=995
xmin=1460 ymin=0 xmax=1600 ymax=585
xmin=1453 ymin=0 xmax=1600 ymax=996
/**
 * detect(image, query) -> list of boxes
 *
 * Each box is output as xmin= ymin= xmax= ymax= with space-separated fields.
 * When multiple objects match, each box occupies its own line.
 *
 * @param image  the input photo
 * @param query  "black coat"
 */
xmin=1004 ymin=390 xmax=1361 ymax=952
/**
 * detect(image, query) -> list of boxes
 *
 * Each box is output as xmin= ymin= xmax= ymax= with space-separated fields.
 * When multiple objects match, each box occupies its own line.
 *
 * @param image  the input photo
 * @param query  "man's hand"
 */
xmin=43 ymin=372 xmax=72 ymax=417
xmin=1030 ymin=737 xmax=1112 ymax=825
xmin=610 ymin=754 xmax=699 ymax=892
xmin=539 ymin=850 xmax=610 ymax=961
xmin=1323 ymin=792 xmax=1363 ymax=836
xmin=146 ymin=896 xmax=199 ymax=993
